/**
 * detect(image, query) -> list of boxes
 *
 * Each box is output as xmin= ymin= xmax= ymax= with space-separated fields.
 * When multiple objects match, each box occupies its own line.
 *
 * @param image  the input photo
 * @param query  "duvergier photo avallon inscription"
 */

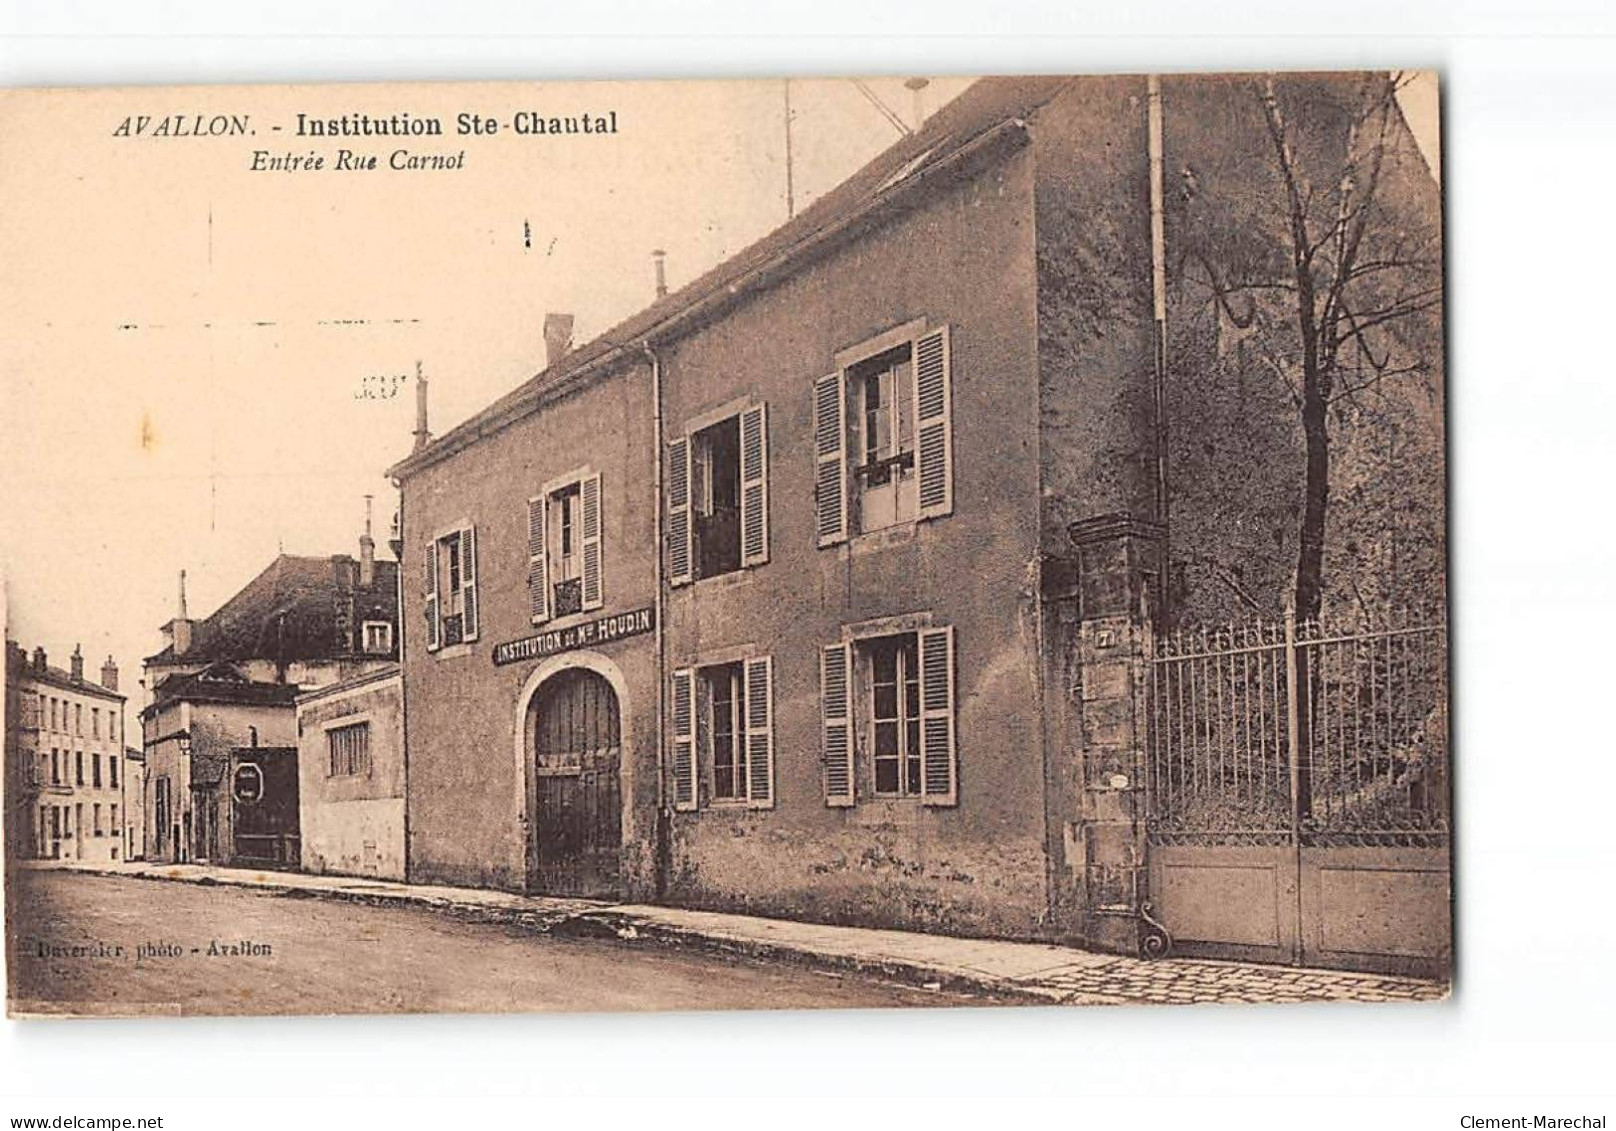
xmin=0 ymin=73 xmax=1448 ymax=1017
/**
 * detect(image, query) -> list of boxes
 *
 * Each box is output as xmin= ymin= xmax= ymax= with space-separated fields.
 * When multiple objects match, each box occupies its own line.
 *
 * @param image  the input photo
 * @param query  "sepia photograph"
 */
xmin=2 ymin=70 xmax=1449 ymax=1020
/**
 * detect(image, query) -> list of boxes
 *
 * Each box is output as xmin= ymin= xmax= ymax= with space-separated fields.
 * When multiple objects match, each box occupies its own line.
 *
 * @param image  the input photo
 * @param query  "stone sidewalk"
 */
xmin=23 ymin=860 xmax=1447 ymax=1006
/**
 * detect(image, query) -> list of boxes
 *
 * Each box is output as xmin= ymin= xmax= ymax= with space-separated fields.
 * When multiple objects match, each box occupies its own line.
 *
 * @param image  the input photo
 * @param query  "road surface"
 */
xmin=6 ymin=869 xmax=968 ymax=1017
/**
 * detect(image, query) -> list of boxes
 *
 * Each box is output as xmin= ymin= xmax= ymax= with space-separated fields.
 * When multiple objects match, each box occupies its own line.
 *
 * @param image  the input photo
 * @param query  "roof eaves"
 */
xmin=388 ymin=112 xmax=1036 ymax=483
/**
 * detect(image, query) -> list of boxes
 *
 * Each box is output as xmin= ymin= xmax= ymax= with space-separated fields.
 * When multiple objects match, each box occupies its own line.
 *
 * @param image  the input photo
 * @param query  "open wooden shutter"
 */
xmin=740 ymin=403 xmax=770 ymax=567
xmin=423 ymin=539 xmax=440 ymax=652
xmin=580 ymin=472 xmax=604 ymax=610
xmin=919 ymin=625 xmax=958 ymax=806
xmin=744 ymin=655 xmax=774 ymax=809
xmin=813 ymin=372 xmax=848 ymax=547
xmin=667 ymin=436 xmax=693 ymax=587
xmin=914 ymin=325 xmax=954 ymax=520
xmin=670 ymin=667 xmax=697 ymax=811
xmin=821 ymin=642 xmax=854 ymax=807
xmin=527 ymin=496 xmax=549 ymax=624
xmin=460 ymin=525 xmax=479 ymax=641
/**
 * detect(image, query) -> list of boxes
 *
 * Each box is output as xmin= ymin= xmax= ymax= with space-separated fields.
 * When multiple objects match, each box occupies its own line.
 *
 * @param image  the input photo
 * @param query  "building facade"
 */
xmin=296 ymin=665 xmax=405 ymax=880
xmin=391 ymin=74 xmax=1443 ymax=957
xmin=141 ymin=529 xmax=401 ymax=866
xmin=122 ymin=745 xmax=146 ymax=860
xmin=5 ymin=642 xmax=128 ymax=864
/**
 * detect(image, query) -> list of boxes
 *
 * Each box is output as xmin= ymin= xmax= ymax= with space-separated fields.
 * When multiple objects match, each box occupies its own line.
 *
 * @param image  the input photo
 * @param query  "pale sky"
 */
xmin=0 ymin=73 xmax=1436 ymax=703
xmin=0 ymin=76 xmax=972 ymax=700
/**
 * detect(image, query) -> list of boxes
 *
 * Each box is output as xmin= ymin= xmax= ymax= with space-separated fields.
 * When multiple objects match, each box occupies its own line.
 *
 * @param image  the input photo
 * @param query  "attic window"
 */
xmin=877 ymin=145 xmax=941 ymax=194
xmin=362 ymin=621 xmax=393 ymax=655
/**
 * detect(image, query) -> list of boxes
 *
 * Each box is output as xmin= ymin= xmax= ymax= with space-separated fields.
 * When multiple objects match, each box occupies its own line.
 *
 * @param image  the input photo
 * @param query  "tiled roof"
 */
xmin=144 ymin=554 xmax=399 ymax=666
xmin=390 ymin=75 xmax=1074 ymax=480
xmin=5 ymin=645 xmax=125 ymax=703
xmin=142 ymin=662 xmax=302 ymax=716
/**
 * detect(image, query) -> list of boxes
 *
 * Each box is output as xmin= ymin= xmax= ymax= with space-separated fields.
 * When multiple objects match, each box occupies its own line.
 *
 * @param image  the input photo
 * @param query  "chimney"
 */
xmin=652 ymin=249 xmax=668 ymax=299
xmin=101 ymin=655 xmax=119 ymax=692
xmin=32 ymin=645 xmax=47 ymax=673
xmin=360 ymin=495 xmax=376 ymax=587
xmin=543 ymin=313 xmax=575 ymax=370
xmin=412 ymin=361 xmax=431 ymax=453
xmin=165 ymin=570 xmax=195 ymax=656
xmin=70 ymin=644 xmax=84 ymax=683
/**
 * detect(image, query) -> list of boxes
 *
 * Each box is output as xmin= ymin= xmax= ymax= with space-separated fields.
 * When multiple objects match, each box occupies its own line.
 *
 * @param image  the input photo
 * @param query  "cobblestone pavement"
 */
xmin=24 ymin=861 xmax=1448 ymax=1008
xmin=1021 ymin=956 xmax=1446 ymax=1005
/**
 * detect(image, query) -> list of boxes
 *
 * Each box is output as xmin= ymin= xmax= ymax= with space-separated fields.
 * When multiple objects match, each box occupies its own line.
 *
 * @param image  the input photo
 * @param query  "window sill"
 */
xmin=847 ymin=521 xmax=918 ymax=557
xmin=429 ymin=643 xmax=473 ymax=661
xmin=534 ymin=605 xmax=603 ymax=633
xmin=847 ymin=795 xmax=927 ymax=828
xmin=684 ymin=565 xmax=758 ymax=593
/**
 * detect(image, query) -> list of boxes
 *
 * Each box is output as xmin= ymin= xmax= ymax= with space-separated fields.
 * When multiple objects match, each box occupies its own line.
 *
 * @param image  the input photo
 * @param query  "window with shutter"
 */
xmin=667 ymin=437 xmax=693 ymax=587
xmin=813 ymin=372 xmax=848 ymax=547
xmin=919 ymin=625 xmax=958 ymax=806
xmin=739 ymin=404 xmax=769 ymax=567
xmin=821 ymin=643 xmax=855 ymax=806
xmin=580 ymin=472 xmax=604 ymax=610
xmin=460 ymin=526 xmax=479 ymax=641
xmin=527 ymin=496 xmax=549 ymax=624
xmin=423 ymin=539 xmax=440 ymax=651
xmin=744 ymin=655 xmax=774 ymax=808
xmin=671 ymin=667 xmax=697 ymax=811
xmin=913 ymin=325 xmax=954 ymax=519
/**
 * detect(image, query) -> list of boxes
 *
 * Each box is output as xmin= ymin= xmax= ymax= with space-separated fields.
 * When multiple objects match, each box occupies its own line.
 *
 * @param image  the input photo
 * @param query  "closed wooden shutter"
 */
xmin=913 ymin=325 xmax=954 ymax=520
xmin=670 ymin=667 xmax=697 ymax=811
xmin=740 ymin=403 xmax=770 ymax=567
xmin=821 ymin=642 xmax=854 ymax=806
xmin=667 ymin=436 xmax=693 ymax=587
xmin=460 ymin=525 xmax=479 ymax=641
xmin=813 ymin=372 xmax=848 ymax=547
xmin=580 ymin=472 xmax=604 ymax=610
xmin=423 ymin=539 xmax=440 ymax=651
xmin=744 ymin=655 xmax=774 ymax=808
xmin=919 ymin=625 xmax=958 ymax=806
xmin=527 ymin=496 xmax=549 ymax=624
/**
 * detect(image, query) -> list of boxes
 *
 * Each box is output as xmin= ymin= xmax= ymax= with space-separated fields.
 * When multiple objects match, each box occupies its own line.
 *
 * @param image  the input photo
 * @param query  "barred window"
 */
xmin=327 ymin=722 xmax=372 ymax=778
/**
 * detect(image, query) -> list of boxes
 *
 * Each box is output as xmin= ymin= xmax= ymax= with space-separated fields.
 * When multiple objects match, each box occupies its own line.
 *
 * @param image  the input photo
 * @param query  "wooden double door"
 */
xmin=531 ymin=667 xmax=622 ymax=899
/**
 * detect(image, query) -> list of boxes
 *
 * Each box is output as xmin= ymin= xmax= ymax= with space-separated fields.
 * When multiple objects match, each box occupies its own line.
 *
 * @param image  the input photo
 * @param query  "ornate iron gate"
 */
xmin=532 ymin=667 xmax=622 ymax=899
xmin=1145 ymin=609 xmax=1450 ymax=975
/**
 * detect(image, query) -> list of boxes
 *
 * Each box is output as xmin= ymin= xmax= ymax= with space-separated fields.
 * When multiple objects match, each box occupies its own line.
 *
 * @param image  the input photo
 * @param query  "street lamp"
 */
xmin=175 ymin=730 xmax=191 ymax=758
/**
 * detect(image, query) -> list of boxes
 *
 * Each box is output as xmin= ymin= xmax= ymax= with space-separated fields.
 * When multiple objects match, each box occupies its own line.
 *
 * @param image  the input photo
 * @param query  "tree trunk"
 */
xmin=1295 ymin=385 xmax=1330 ymax=625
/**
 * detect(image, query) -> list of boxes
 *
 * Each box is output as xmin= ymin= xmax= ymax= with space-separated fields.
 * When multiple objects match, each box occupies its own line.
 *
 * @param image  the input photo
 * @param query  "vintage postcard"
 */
xmin=1 ymin=72 xmax=1448 ymax=1018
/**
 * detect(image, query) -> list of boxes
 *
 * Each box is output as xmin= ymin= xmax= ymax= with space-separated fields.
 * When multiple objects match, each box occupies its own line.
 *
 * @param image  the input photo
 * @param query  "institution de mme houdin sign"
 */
xmin=491 ymin=606 xmax=655 ymax=666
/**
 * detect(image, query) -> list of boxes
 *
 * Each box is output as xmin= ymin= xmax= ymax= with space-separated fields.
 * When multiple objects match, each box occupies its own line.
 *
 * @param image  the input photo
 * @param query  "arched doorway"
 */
xmin=530 ymin=666 xmax=622 ymax=898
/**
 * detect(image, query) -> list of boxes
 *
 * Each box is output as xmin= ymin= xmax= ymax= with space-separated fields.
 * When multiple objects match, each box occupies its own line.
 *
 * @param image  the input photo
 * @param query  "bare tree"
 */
xmin=1180 ymin=73 xmax=1442 ymax=624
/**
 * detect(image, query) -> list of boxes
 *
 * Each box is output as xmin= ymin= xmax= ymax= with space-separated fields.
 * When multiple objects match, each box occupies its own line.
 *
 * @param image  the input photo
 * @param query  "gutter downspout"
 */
xmin=394 ymin=481 xmax=410 ymax=884
xmin=644 ymin=340 xmax=669 ymax=900
xmin=1148 ymin=75 xmax=1171 ymax=582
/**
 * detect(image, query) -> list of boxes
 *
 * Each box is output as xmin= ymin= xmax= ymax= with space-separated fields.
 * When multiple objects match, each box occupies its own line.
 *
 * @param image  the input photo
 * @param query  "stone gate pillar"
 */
xmin=1066 ymin=513 xmax=1165 ymax=956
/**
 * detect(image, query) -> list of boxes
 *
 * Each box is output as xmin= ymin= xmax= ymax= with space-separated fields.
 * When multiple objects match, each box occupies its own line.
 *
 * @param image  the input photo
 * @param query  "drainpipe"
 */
xmin=393 ymin=480 xmax=410 ymax=883
xmin=643 ymin=340 xmax=669 ymax=900
xmin=1147 ymin=75 xmax=1172 ymax=599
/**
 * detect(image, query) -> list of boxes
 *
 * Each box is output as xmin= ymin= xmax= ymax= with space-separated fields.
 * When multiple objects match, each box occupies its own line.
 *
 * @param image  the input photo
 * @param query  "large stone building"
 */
xmin=5 ymin=641 xmax=129 ymax=863
xmin=389 ymin=75 xmax=1444 ymax=963
xmin=141 ymin=526 xmax=400 ymax=866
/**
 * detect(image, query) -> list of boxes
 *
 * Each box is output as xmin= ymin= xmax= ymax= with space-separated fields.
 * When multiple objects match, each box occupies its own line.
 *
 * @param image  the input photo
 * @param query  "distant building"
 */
xmin=122 ymin=745 xmax=146 ymax=860
xmin=141 ymin=524 xmax=400 ymax=866
xmin=296 ymin=665 xmax=403 ymax=880
xmin=5 ymin=641 xmax=128 ymax=863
